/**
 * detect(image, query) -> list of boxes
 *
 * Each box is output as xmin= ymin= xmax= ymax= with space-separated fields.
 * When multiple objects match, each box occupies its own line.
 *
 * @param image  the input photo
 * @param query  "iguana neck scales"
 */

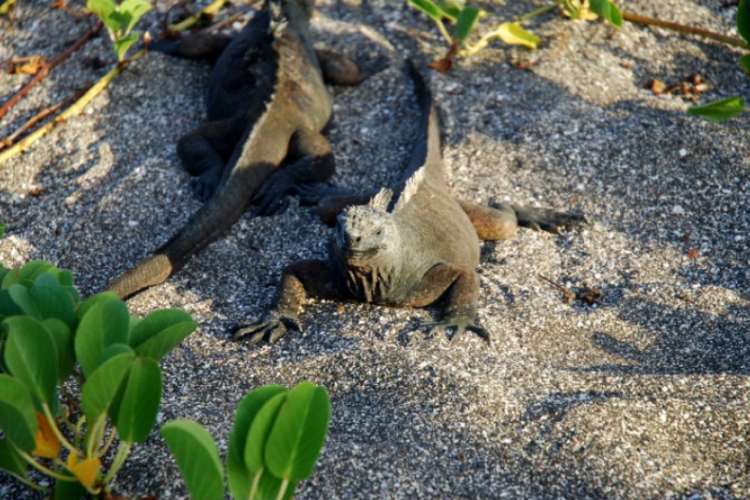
xmin=234 ymin=61 xmax=587 ymax=346
xmin=106 ymin=0 xmax=355 ymax=299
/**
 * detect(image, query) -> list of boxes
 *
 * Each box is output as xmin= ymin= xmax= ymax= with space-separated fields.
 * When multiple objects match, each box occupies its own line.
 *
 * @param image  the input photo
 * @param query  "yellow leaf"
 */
xmin=32 ymin=412 xmax=61 ymax=459
xmin=495 ymin=22 xmax=541 ymax=50
xmin=66 ymin=453 xmax=101 ymax=489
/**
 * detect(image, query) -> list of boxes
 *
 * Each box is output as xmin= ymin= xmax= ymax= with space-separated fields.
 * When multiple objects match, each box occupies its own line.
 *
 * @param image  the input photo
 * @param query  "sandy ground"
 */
xmin=1 ymin=0 xmax=749 ymax=498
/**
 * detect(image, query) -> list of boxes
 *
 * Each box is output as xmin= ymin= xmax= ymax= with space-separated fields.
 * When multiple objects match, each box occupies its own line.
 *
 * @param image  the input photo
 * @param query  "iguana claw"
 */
xmin=233 ymin=311 xmax=301 ymax=345
xmin=514 ymin=206 xmax=589 ymax=235
xmin=252 ymin=171 xmax=295 ymax=216
xmin=424 ymin=319 xmax=490 ymax=345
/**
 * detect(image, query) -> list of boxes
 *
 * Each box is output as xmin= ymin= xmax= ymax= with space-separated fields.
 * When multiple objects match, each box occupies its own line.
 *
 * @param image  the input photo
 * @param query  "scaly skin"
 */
xmin=235 ymin=61 xmax=589 ymax=346
xmin=105 ymin=0 xmax=364 ymax=299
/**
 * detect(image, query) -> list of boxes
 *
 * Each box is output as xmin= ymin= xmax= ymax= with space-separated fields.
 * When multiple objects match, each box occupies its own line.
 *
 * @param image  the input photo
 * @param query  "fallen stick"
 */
xmin=0 ymin=22 xmax=102 ymax=121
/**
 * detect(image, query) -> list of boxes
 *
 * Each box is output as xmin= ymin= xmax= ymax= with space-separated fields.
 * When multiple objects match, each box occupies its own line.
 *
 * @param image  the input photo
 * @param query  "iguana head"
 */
xmin=333 ymin=204 xmax=398 ymax=266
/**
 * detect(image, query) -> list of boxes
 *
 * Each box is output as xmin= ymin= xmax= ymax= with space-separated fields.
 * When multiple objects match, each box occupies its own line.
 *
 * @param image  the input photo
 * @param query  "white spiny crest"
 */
xmin=394 ymin=166 xmax=426 ymax=212
xmin=269 ymin=0 xmax=287 ymax=36
xmin=369 ymin=188 xmax=393 ymax=212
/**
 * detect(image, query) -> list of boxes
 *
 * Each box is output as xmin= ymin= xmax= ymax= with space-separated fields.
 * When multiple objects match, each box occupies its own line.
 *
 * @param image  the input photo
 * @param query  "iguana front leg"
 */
xmin=458 ymin=200 xmax=588 ymax=241
xmin=402 ymin=263 xmax=489 ymax=344
xmin=252 ymin=127 xmax=336 ymax=215
xmin=177 ymin=119 xmax=239 ymax=201
xmin=233 ymin=259 xmax=344 ymax=345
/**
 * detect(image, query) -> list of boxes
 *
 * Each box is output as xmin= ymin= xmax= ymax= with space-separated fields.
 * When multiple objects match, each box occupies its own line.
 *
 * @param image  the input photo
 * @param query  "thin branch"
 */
xmin=0 ymin=84 xmax=90 ymax=149
xmin=0 ymin=22 xmax=102 ymax=121
xmin=622 ymin=11 xmax=749 ymax=49
xmin=168 ymin=0 xmax=231 ymax=32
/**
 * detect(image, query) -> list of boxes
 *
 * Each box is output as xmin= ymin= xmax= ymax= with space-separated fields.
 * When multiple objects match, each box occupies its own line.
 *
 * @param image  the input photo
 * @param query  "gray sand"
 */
xmin=1 ymin=0 xmax=749 ymax=498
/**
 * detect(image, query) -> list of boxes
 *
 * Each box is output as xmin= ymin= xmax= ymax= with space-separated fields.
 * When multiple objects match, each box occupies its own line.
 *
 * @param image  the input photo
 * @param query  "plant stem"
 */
xmin=1 ymin=469 xmax=50 ymax=493
xmin=518 ymin=0 xmax=563 ymax=23
xmin=18 ymin=450 xmax=70 ymax=481
xmin=102 ymin=441 xmax=131 ymax=484
xmin=169 ymin=0 xmax=230 ymax=31
xmin=436 ymin=18 xmax=453 ymax=44
xmin=0 ymin=0 xmax=17 ymax=15
xmin=97 ymin=427 xmax=118 ymax=458
xmin=42 ymin=403 xmax=78 ymax=456
xmin=622 ymin=11 xmax=749 ymax=49
xmin=247 ymin=469 xmax=263 ymax=500
xmin=274 ymin=478 xmax=290 ymax=500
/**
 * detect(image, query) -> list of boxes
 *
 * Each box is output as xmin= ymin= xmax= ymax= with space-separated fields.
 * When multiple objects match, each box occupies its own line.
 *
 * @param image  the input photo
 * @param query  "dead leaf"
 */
xmin=429 ymin=40 xmax=460 ymax=73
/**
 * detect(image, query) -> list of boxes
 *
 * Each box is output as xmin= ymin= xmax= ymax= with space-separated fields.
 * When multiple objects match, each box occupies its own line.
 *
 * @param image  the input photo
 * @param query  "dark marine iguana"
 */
xmin=106 ymin=0 xmax=370 ymax=299
xmin=234 ymin=62 xmax=588 ymax=345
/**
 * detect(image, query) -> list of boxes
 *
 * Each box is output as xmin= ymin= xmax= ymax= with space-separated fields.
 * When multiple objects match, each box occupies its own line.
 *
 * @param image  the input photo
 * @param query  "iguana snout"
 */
xmin=334 ymin=206 xmax=394 ymax=261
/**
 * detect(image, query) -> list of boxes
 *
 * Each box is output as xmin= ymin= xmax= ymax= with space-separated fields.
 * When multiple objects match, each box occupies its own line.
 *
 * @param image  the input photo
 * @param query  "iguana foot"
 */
xmin=513 ymin=206 xmax=589 ymax=235
xmin=232 ymin=311 xmax=301 ymax=346
xmin=252 ymin=171 xmax=295 ymax=216
xmin=424 ymin=319 xmax=490 ymax=345
xmin=295 ymin=184 xmax=357 ymax=205
xmin=189 ymin=171 xmax=222 ymax=202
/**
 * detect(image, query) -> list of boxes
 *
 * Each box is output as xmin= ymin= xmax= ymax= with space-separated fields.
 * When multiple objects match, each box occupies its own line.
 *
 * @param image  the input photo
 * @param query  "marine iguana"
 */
xmin=106 ymin=0 xmax=367 ymax=299
xmin=234 ymin=62 xmax=588 ymax=345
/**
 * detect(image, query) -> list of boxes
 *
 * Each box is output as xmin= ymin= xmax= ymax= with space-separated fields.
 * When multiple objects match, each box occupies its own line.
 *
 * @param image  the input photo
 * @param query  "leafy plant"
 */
xmin=161 ymin=381 xmax=331 ymax=500
xmin=687 ymin=0 xmax=750 ymax=121
xmin=86 ymin=0 xmax=152 ymax=62
xmin=0 ymin=226 xmax=196 ymax=498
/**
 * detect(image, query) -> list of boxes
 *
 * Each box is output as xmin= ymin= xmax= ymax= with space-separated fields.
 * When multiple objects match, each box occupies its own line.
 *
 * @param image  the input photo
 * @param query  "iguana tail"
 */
xmin=106 ymin=169 xmax=265 ymax=298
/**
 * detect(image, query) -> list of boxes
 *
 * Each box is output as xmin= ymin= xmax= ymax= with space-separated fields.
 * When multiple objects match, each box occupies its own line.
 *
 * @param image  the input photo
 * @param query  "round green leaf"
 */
xmin=74 ymin=292 xmax=120 ymax=326
xmin=264 ymin=382 xmax=331 ymax=481
xmin=114 ymin=357 xmax=162 ymax=443
xmin=81 ymin=352 xmax=134 ymax=424
xmin=3 ymin=316 xmax=58 ymax=405
xmin=160 ymin=420 xmax=224 ymax=500
xmin=8 ymin=284 xmax=40 ymax=319
xmin=129 ymin=309 xmax=196 ymax=361
xmin=228 ymin=386 xmax=288 ymax=500
xmin=31 ymin=274 xmax=76 ymax=327
xmin=1 ymin=269 xmax=20 ymax=289
xmin=19 ymin=261 xmax=57 ymax=281
xmin=686 ymin=96 xmax=746 ymax=121
xmin=0 ymin=289 xmax=24 ymax=318
xmin=43 ymin=319 xmax=76 ymax=383
xmin=589 ymin=0 xmax=622 ymax=27
xmin=245 ymin=392 xmax=288 ymax=473
xmin=75 ymin=299 xmax=130 ymax=378
xmin=0 ymin=374 xmax=38 ymax=451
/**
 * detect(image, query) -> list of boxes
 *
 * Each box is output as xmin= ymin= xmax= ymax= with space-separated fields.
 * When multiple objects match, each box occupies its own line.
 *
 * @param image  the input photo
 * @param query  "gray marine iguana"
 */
xmin=106 ymin=0 xmax=370 ymax=299
xmin=234 ymin=62 xmax=588 ymax=345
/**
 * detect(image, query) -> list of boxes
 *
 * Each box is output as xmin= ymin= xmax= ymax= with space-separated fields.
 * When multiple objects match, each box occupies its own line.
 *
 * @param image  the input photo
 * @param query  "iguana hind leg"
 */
xmin=252 ymin=127 xmax=335 ymax=215
xmin=457 ymin=200 xmax=588 ymax=241
xmin=402 ymin=263 xmax=489 ymax=344
xmin=234 ymin=259 xmax=344 ymax=345
xmin=315 ymin=49 xmax=388 ymax=86
xmin=177 ymin=118 xmax=239 ymax=201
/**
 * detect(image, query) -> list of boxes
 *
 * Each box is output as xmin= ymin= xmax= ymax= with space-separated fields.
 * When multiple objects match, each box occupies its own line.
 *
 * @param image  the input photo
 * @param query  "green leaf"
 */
xmin=245 ymin=392 xmax=288 ymax=473
xmin=228 ymin=386 xmax=288 ymax=500
xmin=435 ymin=0 xmax=465 ymax=21
xmin=114 ymin=32 xmax=140 ymax=62
xmin=407 ymin=0 xmax=443 ymax=21
xmin=0 ymin=289 xmax=24 ymax=318
xmin=686 ymin=96 xmax=746 ymax=121
xmin=160 ymin=420 xmax=224 ymax=500
xmin=2 ymin=268 xmax=20 ymax=289
xmin=589 ymin=0 xmax=622 ymax=27
xmin=75 ymin=299 xmax=130 ymax=378
xmin=740 ymin=54 xmax=750 ymax=75
xmin=738 ymin=0 xmax=750 ymax=44
xmin=53 ymin=470 xmax=88 ymax=500
xmin=113 ymin=357 xmax=162 ymax=443
xmin=31 ymin=274 xmax=76 ymax=327
xmin=119 ymin=0 xmax=152 ymax=33
xmin=264 ymin=382 xmax=331 ymax=481
xmin=456 ymin=6 xmax=482 ymax=42
xmin=87 ymin=0 xmax=117 ymax=32
xmin=99 ymin=343 xmax=135 ymax=364
xmin=0 ymin=374 xmax=38 ymax=451
xmin=3 ymin=317 xmax=58 ymax=405
xmin=494 ymin=22 xmax=542 ymax=49
xmin=19 ymin=261 xmax=57 ymax=282
xmin=43 ymin=319 xmax=75 ymax=382
xmin=0 ymin=221 xmax=4 ymax=239
xmin=129 ymin=309 xmax=196 ymax=361
xmin=74 ymin=291 xmax=119 ymax=326
xmin=0 ymin=437 xmax=28 ymax=478
xmin=81 ymin=352 xmax=134 ymax=424
xmin=8 ymin=284 xmax=40 ymax=319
